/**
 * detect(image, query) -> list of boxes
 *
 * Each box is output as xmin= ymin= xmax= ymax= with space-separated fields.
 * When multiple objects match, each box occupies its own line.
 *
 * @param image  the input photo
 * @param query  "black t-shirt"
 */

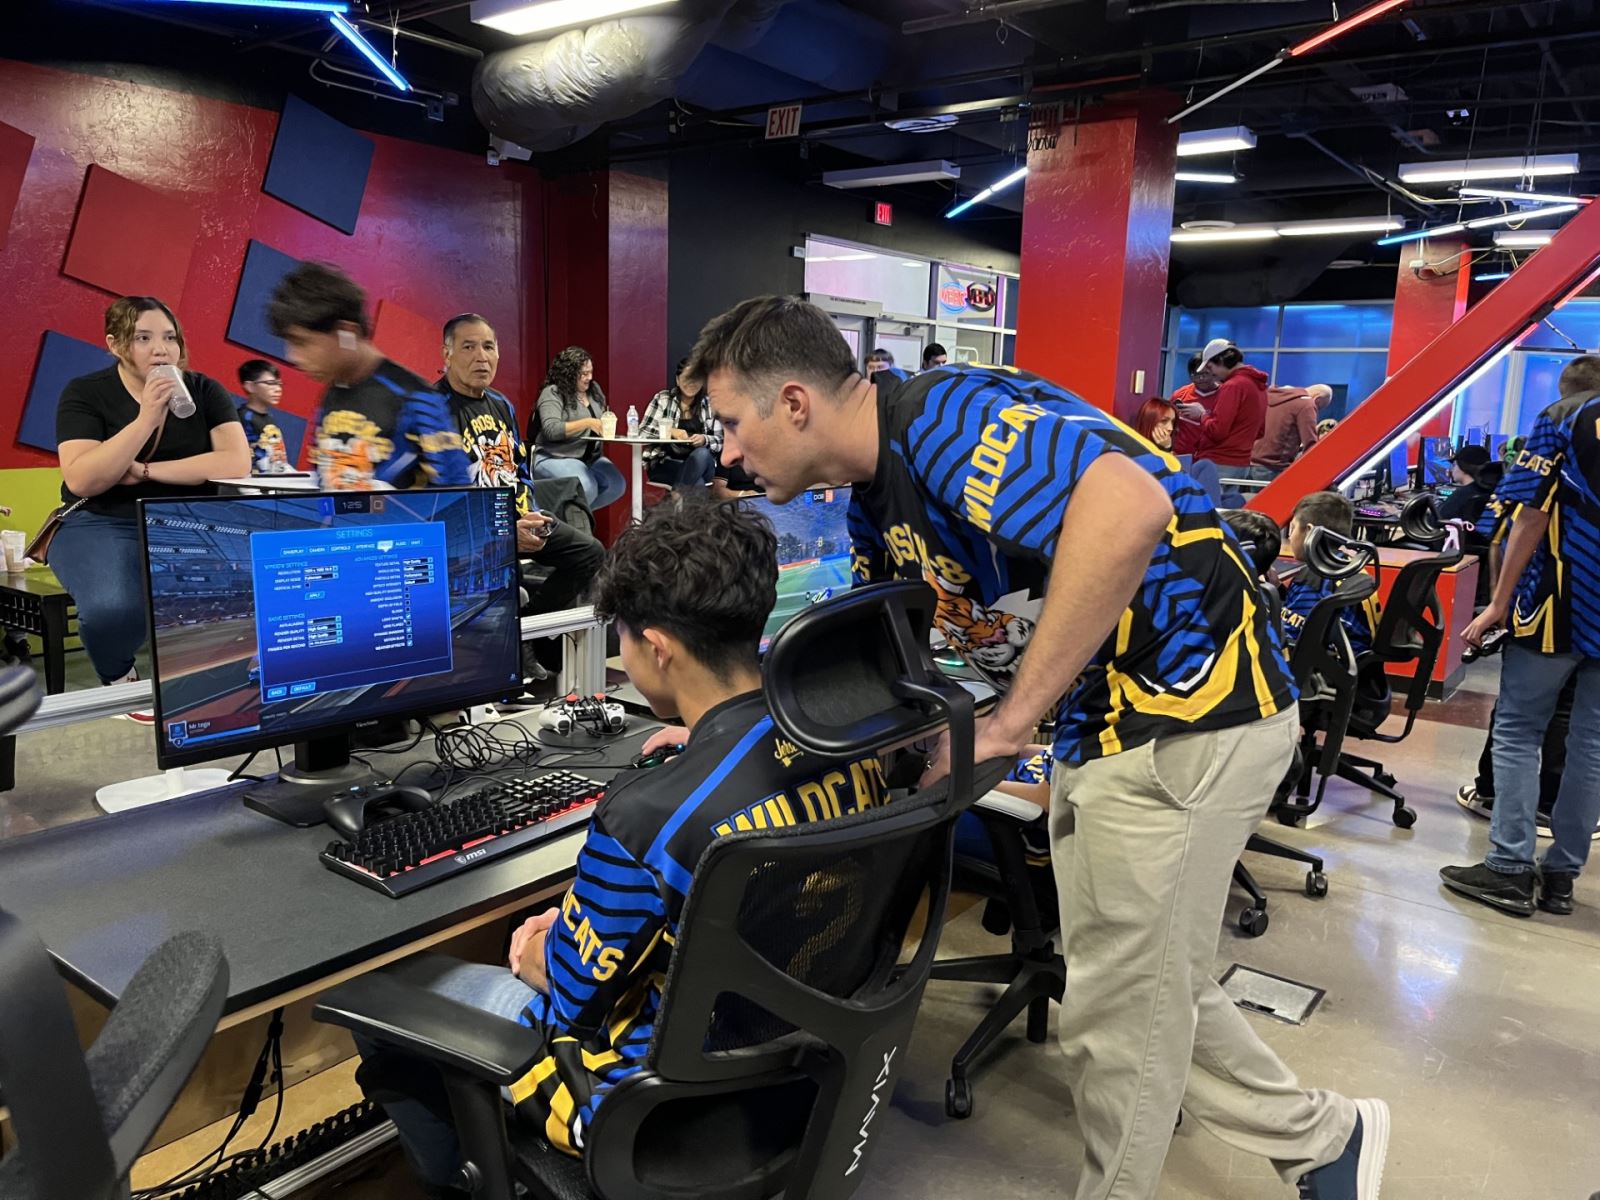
xmin=56 ymin=366 xmax=241 ymax=519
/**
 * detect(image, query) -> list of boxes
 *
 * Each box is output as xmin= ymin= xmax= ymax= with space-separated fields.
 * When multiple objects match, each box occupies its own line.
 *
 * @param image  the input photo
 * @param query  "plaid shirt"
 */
xmin=639 ymin=388 xmax=723 ymax=465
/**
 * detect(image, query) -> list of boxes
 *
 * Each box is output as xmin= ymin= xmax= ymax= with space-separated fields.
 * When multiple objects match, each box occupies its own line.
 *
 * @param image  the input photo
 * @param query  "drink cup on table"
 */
xmin=600 ymin=411 xmax=618 ymax=438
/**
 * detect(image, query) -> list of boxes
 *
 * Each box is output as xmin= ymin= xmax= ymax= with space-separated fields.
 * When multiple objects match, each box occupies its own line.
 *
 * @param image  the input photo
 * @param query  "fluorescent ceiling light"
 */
xmin=128 ymin=0 xmax=347 ymax=9
xmin=822 ymin=160 xmax=960 ymax=190
xmin=1278 ymin=216 xmax=1403 ymax=237
xmin=945 ymin=166 xmax=1027 ymax=219
xmin=1397 ymin=153 xmax=1580 ymax=183
xmin=329 ymin=13 xmax=409 ymax=91
xmin=1170 ymin=225 xmax=1278 ymax=243
xmin=1458 ymin=187 xmax=1591 ymax=206
xmin=1464 ymin=202 xmax=1579 ymax=230
xmin=1176 ymin=126 xmax=1257 ymax=157
xmin=1175 ymin=171 xmax=1237 ymax=184
xmin=470 ymin=0 xmax=674 ymax=36
xmin=1376 ymin=222 xmax=1466 ymax=246
xmin=1474 ymin=271 xmax=1512 ymax=281
xmin=1494 ymin=230 xmax=1554 ymax=248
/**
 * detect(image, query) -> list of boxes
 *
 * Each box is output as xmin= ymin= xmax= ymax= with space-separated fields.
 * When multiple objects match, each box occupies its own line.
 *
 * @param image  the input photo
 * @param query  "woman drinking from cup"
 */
xmin=51 ymin=296 xmax=249 ymax=692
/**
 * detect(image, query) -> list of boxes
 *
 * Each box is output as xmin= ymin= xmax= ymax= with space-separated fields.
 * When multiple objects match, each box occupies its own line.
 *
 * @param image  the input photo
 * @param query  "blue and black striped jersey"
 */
xmin=848 ymin=366 xmax=1296 ymax=766
xmin=1496 ymin=388 xmax=1600 ymax=656
xmin=1280 ymin=574 xmax=1378 ymax=659
xmin=511 ymin=692 xmax=888 ymax=1156
xmin=312 ymin=358 xmax=471 ymax=491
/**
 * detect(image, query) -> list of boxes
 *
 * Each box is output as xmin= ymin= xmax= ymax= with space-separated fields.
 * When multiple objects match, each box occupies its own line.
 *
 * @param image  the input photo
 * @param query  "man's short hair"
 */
xmin=443 ymin=313 xmax=493 ymax=347
xmin=1292 ymin=490 xmax=1354 ymax=537
xmin=589 ymin=491 xmax=777 ymax=680
xmin=1222 ymin=509 xmax=1282 ymax=577
xmin=1186 ymin=352 xmax=1204 ymax=376
xmin=1558 ymin=354 xmax=1600 ymax=397
xmin=268 ymin=262 xmax=370 ymax=338
xmin=868 ymin=347 xmax=894 ymax=364
xmin=922 ymin=342 xmax=947 ymax=366
xmin=684 ymin=296 xmax=859 ymax=417
xmin=238 ymin=358 xmax=278 ymax=386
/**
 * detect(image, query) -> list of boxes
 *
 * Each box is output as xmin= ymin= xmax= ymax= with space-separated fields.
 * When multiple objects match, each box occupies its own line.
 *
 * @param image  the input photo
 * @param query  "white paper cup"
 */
xmin=1 ymin=530 xmax=25 ymax=572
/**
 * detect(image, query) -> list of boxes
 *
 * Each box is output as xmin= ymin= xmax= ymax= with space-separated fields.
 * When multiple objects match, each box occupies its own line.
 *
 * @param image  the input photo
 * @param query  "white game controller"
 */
xmin=538 ymin=694 xmax=627 ymax=737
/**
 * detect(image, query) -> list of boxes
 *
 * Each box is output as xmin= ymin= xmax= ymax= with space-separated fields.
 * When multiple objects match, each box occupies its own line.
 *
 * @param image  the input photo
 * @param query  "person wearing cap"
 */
xmin=1249 ymin=383 xmax=1333 ymax=481
xmin=1170 ymin=352 xmax=1220 ymax=456
xmin=1438 ymin=444 xmax=1502 ymax=524
xmin=1191 ymin=339 xmax=1269 ymax=470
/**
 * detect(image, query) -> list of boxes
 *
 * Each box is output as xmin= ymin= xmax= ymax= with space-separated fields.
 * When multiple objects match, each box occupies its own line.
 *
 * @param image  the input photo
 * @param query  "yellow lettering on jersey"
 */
xmin=561 ymin=889 xmax=580 ymax=931
xmin=593 ymin=945 xmax=624 ymax=982
xmin=797 ymin=780 xmax=837 ymax=819
xmin=880 ymin=523 xmax=973 ymax=583
xmin=821 ymin=770 xmax=848 ymax=814
xmin=1514 ymin=449 xmax=1556 ymax=475
xmin=468 ymin=412 xmax=505 ymax=436
xmin=414 ymin=431 xmax=466 ymax=453
xmin=963 ymin=403 xmax=1044 ymax=530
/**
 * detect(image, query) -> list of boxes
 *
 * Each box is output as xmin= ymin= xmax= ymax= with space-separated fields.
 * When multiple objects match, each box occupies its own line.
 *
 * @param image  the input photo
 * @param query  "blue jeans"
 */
xmin=1487 ymin=644 xmax=1600 ymax=876
xmin=647 ymin=446 xmax=716 ymax=489
xmin=534 ymin=455 xmax=626 ymax=511
xmin=353 ymin=959 xmax=538 ymax=1188
xmin=48 ymin=509 xmax=149 ymax=683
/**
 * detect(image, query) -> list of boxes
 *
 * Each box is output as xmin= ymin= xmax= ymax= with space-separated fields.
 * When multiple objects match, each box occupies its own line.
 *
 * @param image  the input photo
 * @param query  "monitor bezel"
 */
xmin=138 ymin=486 xmax=523 ymax=770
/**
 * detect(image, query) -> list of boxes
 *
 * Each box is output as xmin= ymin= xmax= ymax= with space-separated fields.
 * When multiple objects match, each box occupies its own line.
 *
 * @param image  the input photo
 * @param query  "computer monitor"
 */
xmin=1421 ymin=436 xmax=1456 ymax=487
xmin=739 ymin=486 xmax=854 ymax=649
xmin=140 ymin=487 xmax=521 ymax=824
xmin=1387 ymin=442 xmax=1412 ymax=493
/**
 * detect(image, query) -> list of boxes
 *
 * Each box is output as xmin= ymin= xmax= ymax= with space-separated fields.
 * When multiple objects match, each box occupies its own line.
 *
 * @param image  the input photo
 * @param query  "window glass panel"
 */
xmin=1172 ymin=307 xmax=1279 ymax=350
xmin=935 ymin=264 xmax=1001 ymax=326
xmin=954 ymin=329 xmax=997 ymax=364
xmin=1172 ymin=308 xmax=1200 ymax=349
xmin=1521 ymin=299 xmax=1600 ymax=350
xmin=1278 ymin=303 xmax=1394 ymax=349
xmin=1519 ymin=352 xmax=1580 ymax=435
xmin=1272 ymin=351 xmax=1390 ymax=420
xmin=803 ymin=237 xmax=931 ymax=317
xmin=1448 ymin=354 xmax=1511 ymax=439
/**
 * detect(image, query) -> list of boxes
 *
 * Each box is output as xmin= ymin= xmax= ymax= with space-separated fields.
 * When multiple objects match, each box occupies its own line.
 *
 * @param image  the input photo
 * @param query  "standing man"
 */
xmin=267 ymin=263 xmax=469 ymax=491
xmin=1191 ymin=338 xmax=1268 ymax=470
xmin=1444 ymin=355 xmax=1600 ymax=918
xmin=438 ymin=312 xmax=603 ymax=615
xmin=681 ymin=296 xmax=1387 ymax=1200
xmin=1170 ymin=351 xmax=1219 ymax=456
xmin=1251 ymin=382 xmax=1332 ymax=481
xmin=236 ymin=359 xmax=293 ymax=475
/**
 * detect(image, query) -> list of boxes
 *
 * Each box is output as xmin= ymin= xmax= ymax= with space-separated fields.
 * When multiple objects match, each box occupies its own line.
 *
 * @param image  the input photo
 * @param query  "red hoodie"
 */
xmin=1251 ymin=386 xmax=1322 ymax=472
xmin=1169 ymin=382 xmax=1217 ymax=457
xmin=1193 ymin=365 xmax=1269 ymax=467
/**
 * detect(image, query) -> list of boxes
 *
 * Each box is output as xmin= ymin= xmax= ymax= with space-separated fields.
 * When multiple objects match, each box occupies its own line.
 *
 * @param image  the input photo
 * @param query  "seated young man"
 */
xmin=357 ymin=494 xmax=891 ymax=1196
xmin=1280 ymin=491 xmax=1380 ymax=658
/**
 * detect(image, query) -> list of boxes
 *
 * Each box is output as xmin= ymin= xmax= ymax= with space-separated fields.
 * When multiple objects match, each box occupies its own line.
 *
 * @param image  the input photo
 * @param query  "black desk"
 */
xmin=0 ymin=726 xmax=654 ymax=1025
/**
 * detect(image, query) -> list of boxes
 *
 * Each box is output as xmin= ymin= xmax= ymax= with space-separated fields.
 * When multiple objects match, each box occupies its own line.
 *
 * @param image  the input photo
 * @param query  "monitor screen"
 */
xmin=141 ymin=488 xmax=521 ymax=768
xmin=740 ymin=486 xmax=854 ymax=648
xmin=1388 ymin=442 xmax=1412 ymax=492
xmin=1421 ymin=436 xmax=1456 ymax=487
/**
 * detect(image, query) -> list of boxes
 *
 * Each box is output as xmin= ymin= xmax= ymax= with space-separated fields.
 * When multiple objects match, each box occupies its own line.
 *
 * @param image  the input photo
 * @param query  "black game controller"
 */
xmin=323 ymin=783 xmax=434 ymax=841
xmin=630 ymin=743 xmax=685 ymax=770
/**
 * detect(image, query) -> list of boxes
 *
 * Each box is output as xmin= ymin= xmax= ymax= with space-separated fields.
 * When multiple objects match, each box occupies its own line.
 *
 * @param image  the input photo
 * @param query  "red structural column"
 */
xmin=1015 ymin=94 xmax=1178 ymax=420
xmin=1387 ymin=238 xmax=1471 ymax=440
xmin=542 ymin=167 xmax=668 ymax=543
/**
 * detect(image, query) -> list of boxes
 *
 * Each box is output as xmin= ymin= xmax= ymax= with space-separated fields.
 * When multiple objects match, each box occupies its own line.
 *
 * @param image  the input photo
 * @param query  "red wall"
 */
xmin=0 ymin=59 xmax=543 ymax=469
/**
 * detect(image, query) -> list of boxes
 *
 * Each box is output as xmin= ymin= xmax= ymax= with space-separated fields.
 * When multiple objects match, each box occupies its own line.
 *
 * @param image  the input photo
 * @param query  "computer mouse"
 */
xmin=630 ymin=744 xmax=685 ymax=770
xmin=323 ymin=784 xmax=434 ymax=842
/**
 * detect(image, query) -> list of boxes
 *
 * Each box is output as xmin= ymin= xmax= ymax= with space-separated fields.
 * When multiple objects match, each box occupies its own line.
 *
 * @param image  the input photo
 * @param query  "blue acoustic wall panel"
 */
xmin=262 ymin=95 xmax=374 ymax=235
xmin=20 ymin=331 xmax=116 ymax=452
xmin=227 ymin=240 xmax=303 ymax=362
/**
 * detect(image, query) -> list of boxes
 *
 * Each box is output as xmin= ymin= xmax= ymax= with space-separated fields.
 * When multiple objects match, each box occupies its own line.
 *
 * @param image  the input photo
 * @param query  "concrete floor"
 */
xmin=7 ymin=660 xmax=1598 ymax=1198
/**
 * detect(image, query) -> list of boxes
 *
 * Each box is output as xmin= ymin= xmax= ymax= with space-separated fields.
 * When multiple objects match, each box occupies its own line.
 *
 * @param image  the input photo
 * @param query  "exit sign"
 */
xmin=765 ymin=103 xmax=802 ymax=140
xmin=873 ymin=201 xmax=893 ymax=226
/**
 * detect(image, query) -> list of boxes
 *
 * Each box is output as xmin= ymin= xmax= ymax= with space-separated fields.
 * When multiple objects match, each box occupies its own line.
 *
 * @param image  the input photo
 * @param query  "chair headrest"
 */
xmin=762 ymin=581 xmax=977 ymax=807
xmin=1302 ymin=527 xmax=1377 ymax=581
xmin=1398 ymin=493 xmax=1446 ymax=547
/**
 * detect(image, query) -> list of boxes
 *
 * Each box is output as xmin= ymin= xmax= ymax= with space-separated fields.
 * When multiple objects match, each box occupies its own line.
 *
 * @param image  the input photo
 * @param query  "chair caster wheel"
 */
xmin=1376 ymin=770 xmax=1397 ymax=787
xmin=945 ymin=1077 xmax=973 ymax=1119
xmin=1275 ymin=810 xmax=1303 ymax=828
xmin=1393 ymin=806 xmax=1417 ymax=829
xmin=1306 ymin=871 xmax=1329 ymax=898
xmin=1238 ymin=907 xmax=1269 ymax=937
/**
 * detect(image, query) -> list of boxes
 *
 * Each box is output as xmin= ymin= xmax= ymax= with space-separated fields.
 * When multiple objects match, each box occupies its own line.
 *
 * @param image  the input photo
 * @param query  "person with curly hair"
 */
xmin=529 ymin=345 xmax=626 ymax=511
xmin=352 ymin=492 xmax=888 ymax=1183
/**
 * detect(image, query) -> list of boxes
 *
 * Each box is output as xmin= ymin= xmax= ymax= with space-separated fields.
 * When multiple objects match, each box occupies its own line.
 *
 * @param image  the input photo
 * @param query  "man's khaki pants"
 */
xmin=1049 ymin=706 xmax=1356 ymax=1199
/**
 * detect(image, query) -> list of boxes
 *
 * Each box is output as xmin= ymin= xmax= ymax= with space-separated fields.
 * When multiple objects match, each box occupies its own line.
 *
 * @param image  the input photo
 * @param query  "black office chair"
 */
xmin=1335 ymin=543 xmax=1461 ymax=828
xmin=928 ymin=789 xmax=1063 ymax=1117
xmin=312 ymin=582 xmax=1009 ymax=1200
xmin=0 ymin=665 xmax=229 ymax=1200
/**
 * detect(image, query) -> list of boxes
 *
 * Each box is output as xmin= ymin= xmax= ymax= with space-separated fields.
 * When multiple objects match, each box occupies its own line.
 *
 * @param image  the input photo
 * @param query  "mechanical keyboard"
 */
xmin=320 ymin=770 xmax=607 ymax=898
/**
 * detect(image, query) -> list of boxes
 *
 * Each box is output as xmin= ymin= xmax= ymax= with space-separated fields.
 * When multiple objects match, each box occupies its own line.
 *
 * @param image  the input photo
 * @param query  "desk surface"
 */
xmin=0 ymin=568 xmax=69 ymax=597
xmin=0 ymin=727 xmax=653 ymax=1016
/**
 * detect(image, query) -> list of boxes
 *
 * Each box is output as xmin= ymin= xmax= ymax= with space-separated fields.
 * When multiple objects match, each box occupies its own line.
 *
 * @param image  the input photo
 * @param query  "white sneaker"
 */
xmin=107 ymin=668 xmax=154 ymax=724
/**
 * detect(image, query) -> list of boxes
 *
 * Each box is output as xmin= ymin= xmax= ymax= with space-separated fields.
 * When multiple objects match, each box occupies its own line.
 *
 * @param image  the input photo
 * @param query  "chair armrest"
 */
xmin=974 ymin=789 xmax=1043 ymax=824
xmin=314 ymin=974 xmax=542 ymax=1086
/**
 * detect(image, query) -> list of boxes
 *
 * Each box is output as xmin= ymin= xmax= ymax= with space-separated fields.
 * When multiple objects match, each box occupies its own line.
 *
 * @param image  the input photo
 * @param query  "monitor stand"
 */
xmin=243 ymin=734 xmax=379 ymax=827
xmin=96 ymin=766 xmax=239 ymax=814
